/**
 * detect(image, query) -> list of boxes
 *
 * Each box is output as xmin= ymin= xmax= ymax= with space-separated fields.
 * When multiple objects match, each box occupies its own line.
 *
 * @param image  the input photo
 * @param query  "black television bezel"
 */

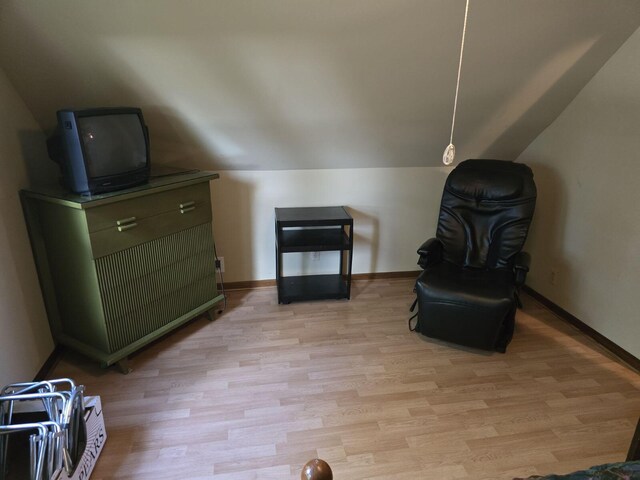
xmin=52 ymin=107 xmax=151 ymax=195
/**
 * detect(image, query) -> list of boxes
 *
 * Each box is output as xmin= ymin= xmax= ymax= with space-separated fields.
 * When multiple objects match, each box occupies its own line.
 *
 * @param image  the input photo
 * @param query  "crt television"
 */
xmin=47 ymin=107 xmax=151 ymax=194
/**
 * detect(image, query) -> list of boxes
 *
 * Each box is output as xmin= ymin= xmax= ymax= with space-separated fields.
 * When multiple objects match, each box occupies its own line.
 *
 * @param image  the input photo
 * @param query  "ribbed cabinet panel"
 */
xmin=95 ymin=222 xmax=218 ymax=352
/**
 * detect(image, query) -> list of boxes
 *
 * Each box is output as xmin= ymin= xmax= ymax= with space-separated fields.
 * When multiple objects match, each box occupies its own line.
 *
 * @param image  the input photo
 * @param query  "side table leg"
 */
xmin=628 ymin=417 xmax=640 ymax=461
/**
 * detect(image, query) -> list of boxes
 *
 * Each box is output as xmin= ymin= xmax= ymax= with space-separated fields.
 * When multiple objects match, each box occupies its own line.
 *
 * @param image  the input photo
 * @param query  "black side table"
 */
xmin=275 ymin=206 xmax=353 ymax=304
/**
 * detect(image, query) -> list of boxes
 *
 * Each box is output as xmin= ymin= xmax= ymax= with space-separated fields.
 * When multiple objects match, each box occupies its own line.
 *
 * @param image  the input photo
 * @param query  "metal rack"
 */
xmin=0 ymin=379 xmax=86 ymax=480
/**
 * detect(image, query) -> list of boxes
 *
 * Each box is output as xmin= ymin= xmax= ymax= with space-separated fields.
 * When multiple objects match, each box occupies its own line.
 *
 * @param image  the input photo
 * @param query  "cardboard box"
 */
xmin=51 ymin=396 xmax=107 ymax=480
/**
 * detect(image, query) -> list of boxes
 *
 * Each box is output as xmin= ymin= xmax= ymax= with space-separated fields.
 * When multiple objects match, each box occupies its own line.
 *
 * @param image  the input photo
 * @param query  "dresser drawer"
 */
xmin=85 ymin=183 xmax=211 ymax=234
xmin=89 ymin=201 xmax=211 ymax=258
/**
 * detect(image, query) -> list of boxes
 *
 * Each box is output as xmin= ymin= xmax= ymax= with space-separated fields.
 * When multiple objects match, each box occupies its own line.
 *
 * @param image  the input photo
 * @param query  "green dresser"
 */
xmin=21 ymin=171 xmax=224 ymax=370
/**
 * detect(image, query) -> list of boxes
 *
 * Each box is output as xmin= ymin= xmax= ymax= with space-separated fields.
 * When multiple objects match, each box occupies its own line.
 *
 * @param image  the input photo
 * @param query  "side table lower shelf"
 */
xmin=278 ymin=274 xmax=349 ymax=303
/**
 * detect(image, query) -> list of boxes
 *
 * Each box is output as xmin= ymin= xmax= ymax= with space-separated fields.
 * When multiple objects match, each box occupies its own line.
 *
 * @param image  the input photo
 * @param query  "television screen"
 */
xmin=77 ymin=113 xmax=147 ymax=178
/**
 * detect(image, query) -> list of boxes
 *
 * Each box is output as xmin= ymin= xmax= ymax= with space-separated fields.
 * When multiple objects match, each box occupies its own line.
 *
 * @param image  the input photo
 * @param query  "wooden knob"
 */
xmin=301 ymin=458 xmax=333 ymax=480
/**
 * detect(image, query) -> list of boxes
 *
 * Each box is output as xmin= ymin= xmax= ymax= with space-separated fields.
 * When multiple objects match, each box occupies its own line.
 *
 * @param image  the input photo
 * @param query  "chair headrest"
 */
xmin=446 ymin=159 xmax=535 ymax=201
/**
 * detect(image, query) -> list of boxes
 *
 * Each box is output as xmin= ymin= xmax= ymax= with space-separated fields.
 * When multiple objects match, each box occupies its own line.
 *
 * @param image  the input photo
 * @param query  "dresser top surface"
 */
xmin=21 ymin=170 xmax=218 ymax=209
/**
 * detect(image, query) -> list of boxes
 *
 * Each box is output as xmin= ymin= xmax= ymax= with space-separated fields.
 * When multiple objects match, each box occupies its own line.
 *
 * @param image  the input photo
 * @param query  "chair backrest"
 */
xmin=436 ymin=159 xmax=536 ymax=269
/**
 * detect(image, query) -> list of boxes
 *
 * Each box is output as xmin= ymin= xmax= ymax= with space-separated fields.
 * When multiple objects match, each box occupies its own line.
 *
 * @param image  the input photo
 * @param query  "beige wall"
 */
xmin=518 ymin=28 xmax=640 ymax=358
xmin=0 ymin=68 xmax=54 ymax=386
xmin=210 ymin=167 xmax=449 ymax=282
xmin=2 ymin=1 xmax=640 ymax=171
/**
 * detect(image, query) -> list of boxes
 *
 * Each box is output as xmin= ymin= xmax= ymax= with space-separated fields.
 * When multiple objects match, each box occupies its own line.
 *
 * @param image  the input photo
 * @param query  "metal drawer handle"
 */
xmin=180 ymin=206 xmax=196 ymax=214
xmin=116 ymin=216 xmax=137 ymax=226
xmin=117 ymin=223 xmax=138 ymax=232
xmin=179 ymin=201 xmax=195 ymax=209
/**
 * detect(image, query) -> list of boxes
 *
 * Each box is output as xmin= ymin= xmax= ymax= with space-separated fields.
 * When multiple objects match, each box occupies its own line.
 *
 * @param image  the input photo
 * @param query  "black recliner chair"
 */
xmin=413 ymin=159 xmax=536 ymax=352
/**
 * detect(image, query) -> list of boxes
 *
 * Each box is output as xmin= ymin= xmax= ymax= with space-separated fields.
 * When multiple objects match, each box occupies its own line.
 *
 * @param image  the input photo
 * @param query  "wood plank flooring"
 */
xmin=49 ymin=278 xmax=640 ymax=479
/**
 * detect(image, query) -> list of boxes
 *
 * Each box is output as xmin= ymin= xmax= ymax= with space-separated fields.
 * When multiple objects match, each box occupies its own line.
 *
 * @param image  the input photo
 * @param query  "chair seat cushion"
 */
xmin=415 ymin=261 xmax=517 ymax=351
xmin=417 ymin=261 xmax=515 ymax=307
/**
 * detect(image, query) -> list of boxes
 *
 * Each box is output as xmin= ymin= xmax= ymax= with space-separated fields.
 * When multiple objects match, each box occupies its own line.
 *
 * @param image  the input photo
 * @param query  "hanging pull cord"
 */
xmin=443 ymin=0 xmax=470 ymax=166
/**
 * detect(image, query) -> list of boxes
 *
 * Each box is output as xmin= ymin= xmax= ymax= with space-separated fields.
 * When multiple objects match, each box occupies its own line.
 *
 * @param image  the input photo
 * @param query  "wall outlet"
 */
xmin=215 ymin=256 xmax=225 ymax=273
xmin=550 ymin=268 xmax=558 ymax=285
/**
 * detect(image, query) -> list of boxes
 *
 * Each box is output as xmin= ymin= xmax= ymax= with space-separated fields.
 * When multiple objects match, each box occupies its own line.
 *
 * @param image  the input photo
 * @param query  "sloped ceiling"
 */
xmin=1 ymin=0 xmax=639 ymax=170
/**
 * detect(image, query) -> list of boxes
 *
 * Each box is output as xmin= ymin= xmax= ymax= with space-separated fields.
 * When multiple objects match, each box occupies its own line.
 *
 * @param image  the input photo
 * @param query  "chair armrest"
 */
xmin=513 ymin=251 xmax=531 ymax=286
xmin=417 ymin=238 xmax=443 ymax=269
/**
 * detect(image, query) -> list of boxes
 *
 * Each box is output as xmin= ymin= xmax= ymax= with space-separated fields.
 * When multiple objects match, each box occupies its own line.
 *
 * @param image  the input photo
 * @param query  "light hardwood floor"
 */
xmin=50 ymin=278 xmax=640 ymax=479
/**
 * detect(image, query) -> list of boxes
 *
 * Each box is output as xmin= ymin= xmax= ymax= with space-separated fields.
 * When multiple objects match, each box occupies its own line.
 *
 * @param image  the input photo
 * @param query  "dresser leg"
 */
xmin=115 ymin=358 xmax=132 ymax=375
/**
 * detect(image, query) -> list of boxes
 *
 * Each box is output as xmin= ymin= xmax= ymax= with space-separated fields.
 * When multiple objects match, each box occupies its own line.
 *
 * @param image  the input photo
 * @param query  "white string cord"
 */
xmin=450 ymin=0 xmax=470 ymax=146
xmin=443 ymin=0 xmax=470 ymax=165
